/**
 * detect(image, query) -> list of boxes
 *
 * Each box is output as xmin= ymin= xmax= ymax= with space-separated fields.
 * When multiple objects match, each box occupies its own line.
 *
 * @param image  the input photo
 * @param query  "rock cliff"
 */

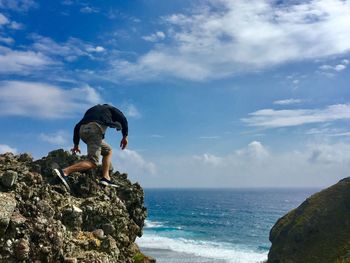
xmin=268 ymin=178 xmax=350 ymax=263
xmin=0 ymin=149 xmax=154 ymax=263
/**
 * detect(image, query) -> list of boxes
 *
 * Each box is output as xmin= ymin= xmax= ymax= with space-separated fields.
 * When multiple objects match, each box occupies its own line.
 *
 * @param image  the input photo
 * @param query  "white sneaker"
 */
xmin=53 ymin=168 xmax=70 ymax=191
xmin=99 ymin=177 xmax=119 ymax=188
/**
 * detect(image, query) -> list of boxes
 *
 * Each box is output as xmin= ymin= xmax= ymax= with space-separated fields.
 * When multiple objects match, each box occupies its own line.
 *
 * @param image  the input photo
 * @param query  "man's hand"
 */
xmin=120 ymin=136 xmax=128 ymax=150
xmin=71 ymin=145 xmax=81 ymax=155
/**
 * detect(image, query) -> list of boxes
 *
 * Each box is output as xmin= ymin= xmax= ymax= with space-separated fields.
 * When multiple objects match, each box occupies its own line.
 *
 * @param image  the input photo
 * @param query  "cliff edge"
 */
xmin=268 ymin=178 xmax=350 ymax=263
xmin=0 ymin=149 xmax=154 ymax=263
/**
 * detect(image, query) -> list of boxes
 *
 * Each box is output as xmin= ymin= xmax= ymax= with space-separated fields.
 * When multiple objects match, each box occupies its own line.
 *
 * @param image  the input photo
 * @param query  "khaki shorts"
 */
xmin=79 ymin=122 xmax=111 ymax=165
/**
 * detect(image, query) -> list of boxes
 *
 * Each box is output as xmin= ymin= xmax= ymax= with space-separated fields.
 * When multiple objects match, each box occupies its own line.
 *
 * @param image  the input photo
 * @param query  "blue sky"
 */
xmin=1 ymin=0 xmax=350 ymax=187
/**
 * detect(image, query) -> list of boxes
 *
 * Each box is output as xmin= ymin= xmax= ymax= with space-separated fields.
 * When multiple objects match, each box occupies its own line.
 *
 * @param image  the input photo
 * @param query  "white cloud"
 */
xmin=9 ymin=21 xmax=23 ymax=30
xmin=285 ymin=74 xmax=303 ymax=87
xmin=199 ymin=136 xmax=221 ymax=139
xmin=335 ymin=64 xmax=346 ymax=71
xmin=114 ymin=149 xmax=156 ymax=176
xmin=273 ymin=99 xmax=303 ymax=105
xmin=107 ymin=0 xmax=350 ymax=81
xmin=320 ymin=63 xmax=347 ymax=72
xmin=152 ymin=141 xmax=350 ymax=188
xmin=0 ymin=36 xmax=14 ymax=44
xmin=306 ymin=127 xmax=335 ymax=135
xmin=0 ymin=144 xmax=17 ymax=154
xmin=0 ymin=13 xmax=23 ymax=30
xmin=124 ymin=104 xmax=141 ymax=118
xmin=308 ymin=143 xmax=350 ymax=164
xmin=142 ymin=31 xmax=166 ymax=42
xmin=306 ymin=127 xmax=350 ymax=137
xmin=243 ymin=104 xmax=350 ymax=128
xmin=80 ymin=6 xmax=99 ymax=14
xmin=319 ymin=65 xmax=333 ymax=70
xmin=0 ymin=0 xmax=37 ymax=11
xmin=236 ymin=141 xmax=269 ymax=159
xmin=0 ymin=13 xmax=9 ymax=26
xmin=0 ymin=81 xmax=102 ymax=119
xmin=194 ymin=153 xmax=223 ymax=166
xmin=330 ymin=132 xmax=350 ymax=137
xmin=319 ymin=58 xmax=348 ymax=73
xmin=86 ymin=46 xmax=105 ymax=53
xmin=0 ymin=46 xmax=54 ymax=74
xmin=31 ymin=35 xmax=105 ymax=62
xmin=69 ymin=85 xmax=102 ymax=104
xmin=194 ymin=141 xmax=268 ymax=167
xmin=61 ymin=0 xmax=73 ymax=5
xmin=39 ymin=130 xmax=69 ymax=145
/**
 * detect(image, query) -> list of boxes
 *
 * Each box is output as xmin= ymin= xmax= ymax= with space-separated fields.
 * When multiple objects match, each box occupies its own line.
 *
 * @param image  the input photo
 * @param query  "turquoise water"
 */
xmin=136 ymin=188 xmax=319 ymax=263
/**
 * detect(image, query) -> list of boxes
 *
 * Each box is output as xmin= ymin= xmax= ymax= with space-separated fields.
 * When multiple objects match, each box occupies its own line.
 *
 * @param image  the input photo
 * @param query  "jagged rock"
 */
xmin=93 ymin=229 xmax=105 ymax=240
xmin=0 ymin=192 xmax=16 ymax=236
xmin=1 ymin=170 xmax=18 ymax=188
xmin=18 ymin=153 xmax=33 ymax=163
xmin=15 ymin=238 xmax=30 ymax=260
xmin=64 ymin=257 xmax=78 ymax=263
xmin=268 ymin=177 xmax=350 ymax=263
xmin=102 ymin=223 xmax=116 ymax=236
xmin=0 ymin=149 xmax=150 ymax=263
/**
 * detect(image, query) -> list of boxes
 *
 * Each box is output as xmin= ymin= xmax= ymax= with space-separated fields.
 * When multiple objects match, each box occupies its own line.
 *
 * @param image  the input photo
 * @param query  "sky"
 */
xmin=0 ymin=0 xmax=350 ymax=188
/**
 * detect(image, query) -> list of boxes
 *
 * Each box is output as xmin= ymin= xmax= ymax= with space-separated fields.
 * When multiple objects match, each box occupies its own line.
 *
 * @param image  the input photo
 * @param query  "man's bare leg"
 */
xmin=63 ymin=160 xmax=96 ymax=176
xmin=102 ymin=150 xmax=112 ymax=180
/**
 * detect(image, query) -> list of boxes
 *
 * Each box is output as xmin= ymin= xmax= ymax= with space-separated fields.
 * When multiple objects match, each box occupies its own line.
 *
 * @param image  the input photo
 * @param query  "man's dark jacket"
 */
xmin=73 ymin=104 xmax=128 ymax=145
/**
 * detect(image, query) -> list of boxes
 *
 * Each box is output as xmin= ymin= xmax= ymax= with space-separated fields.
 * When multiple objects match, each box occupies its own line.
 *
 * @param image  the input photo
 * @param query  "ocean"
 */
xmin=136 ymin=188 xmax=320 ymax=263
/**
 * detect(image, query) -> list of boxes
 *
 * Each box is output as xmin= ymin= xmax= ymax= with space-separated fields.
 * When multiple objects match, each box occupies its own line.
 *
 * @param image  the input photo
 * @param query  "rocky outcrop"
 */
xmin=268 ymin=178 xmax=350 ymax=263
xmin=0 ymin=149 xmax=154 ymax=263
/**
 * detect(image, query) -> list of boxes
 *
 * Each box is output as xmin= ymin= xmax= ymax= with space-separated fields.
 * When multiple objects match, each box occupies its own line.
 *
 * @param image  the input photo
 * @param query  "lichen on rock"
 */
xmin=0 ymin=149 xmax=150 ymax=263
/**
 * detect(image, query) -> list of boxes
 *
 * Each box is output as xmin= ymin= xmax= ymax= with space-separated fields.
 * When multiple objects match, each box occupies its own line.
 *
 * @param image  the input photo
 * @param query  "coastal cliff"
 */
xmin=0 ymin=149 xmax=154 ymax=263
xmin=268 ymin=178 xmax=350 ymax=263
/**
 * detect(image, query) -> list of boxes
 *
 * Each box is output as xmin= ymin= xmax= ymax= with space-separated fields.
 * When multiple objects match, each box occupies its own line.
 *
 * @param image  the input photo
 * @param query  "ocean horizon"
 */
xmin=137 ymin=188 xmax=321 ymax=263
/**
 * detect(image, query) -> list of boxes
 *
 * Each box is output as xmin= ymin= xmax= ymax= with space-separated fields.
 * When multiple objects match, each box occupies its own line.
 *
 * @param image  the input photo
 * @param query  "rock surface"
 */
xmin=268 ymin=177 xmax=350 ymax=263
xmin=0 ymin=149 xmax=154 ymax=263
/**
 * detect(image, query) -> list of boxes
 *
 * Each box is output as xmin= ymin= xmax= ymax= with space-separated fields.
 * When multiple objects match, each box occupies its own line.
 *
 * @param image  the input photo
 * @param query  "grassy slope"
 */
xmin=269 ymin=178 xmax=350 ymax=263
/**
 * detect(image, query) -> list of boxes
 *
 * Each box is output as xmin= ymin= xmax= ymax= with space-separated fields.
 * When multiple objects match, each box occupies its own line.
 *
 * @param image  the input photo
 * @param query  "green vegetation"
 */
xmin=133 ymin=252 xmax=145 ymax=263
xmin=268 ymin=178 xmax=350 ymax=263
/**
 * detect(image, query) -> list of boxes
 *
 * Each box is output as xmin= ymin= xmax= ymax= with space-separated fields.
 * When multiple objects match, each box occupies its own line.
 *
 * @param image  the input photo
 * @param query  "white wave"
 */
xmin=136 ymin=234 xmax=267 ymax=263
xmin=144 ymin=219 xmax=165 ymax=228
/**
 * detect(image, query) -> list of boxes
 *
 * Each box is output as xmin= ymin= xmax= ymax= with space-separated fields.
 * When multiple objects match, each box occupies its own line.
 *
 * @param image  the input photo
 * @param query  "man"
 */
xmin=54 ymin=104 xmax=128 ymax=190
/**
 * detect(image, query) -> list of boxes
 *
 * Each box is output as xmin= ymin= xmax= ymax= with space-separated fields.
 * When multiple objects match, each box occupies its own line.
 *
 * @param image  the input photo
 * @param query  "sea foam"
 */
xmin=144 ymin=219 xmax=165 ymax=228
xmin=136 ymin=233 xmax=267 ymax=263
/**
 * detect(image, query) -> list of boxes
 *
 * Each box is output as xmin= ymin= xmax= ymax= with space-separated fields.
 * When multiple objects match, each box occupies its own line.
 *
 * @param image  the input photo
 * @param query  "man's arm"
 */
xmin=120 ymin=136 xmax=128 ymax=150
xmin=73 ymin=121 xmax=82 ymax=145
xmin=108 ymin=106 xmax=129 ymax=149
xmin=108 ymin=106 xmax=128 ymax=137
